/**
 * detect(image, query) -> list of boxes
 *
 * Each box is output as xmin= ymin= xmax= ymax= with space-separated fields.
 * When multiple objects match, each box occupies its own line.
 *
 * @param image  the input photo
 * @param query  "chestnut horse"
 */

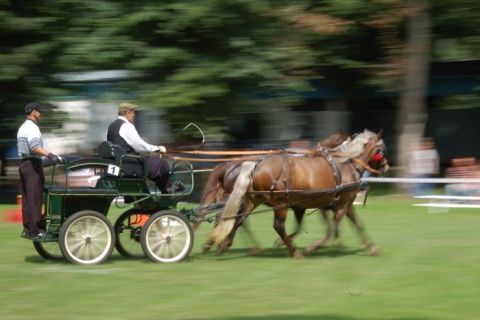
xmin=195 ymin=130 xmax=350 ymax=250
xmin=208 ymin=129 xmax=389 ymax=258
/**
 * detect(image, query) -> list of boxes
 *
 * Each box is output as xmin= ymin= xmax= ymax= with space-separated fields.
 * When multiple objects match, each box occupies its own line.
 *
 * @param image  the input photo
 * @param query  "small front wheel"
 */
xmin=141 ymin=210 xmax=194 ymax=263
xmin=114 ymin=208 xmax=152 ymax=258
xmin=59 ymin=210 xmax=115 ymax=265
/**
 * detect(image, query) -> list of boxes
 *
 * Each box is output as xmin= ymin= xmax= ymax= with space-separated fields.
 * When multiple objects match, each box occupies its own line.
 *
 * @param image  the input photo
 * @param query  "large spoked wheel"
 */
xmin=59 ymin=210 xmax=116 ymax=265
xmin=114 ymin=208 xmax=152 ymax=258
xmin=33 ymin=241 xmax=63 ymax=260
xmin=141 ymin=210 xmax=194 ymax=263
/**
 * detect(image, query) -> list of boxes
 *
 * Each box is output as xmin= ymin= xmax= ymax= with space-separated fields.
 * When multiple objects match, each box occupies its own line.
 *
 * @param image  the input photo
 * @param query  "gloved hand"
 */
xmin=47 ymin=152 xmax=61 ymax=164
xmin=158 ymin=146 xmax=166 ymax=154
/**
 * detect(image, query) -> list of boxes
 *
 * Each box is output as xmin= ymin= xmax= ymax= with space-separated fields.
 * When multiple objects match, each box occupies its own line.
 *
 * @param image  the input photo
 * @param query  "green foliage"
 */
xmin=1 ymin=0 xmax=479 ymax=142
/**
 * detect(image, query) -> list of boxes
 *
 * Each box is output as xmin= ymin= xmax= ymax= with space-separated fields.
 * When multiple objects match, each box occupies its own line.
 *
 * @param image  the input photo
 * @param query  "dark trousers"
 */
xmin=146 ymin=156 xmax=171 ymax=192
xmin=19 ymin=159 xmax=45 ymax=237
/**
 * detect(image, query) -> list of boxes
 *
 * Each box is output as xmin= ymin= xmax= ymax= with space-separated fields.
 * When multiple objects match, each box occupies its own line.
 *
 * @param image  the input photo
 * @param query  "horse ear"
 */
xmin=377 ymin=129 xmax=383 ymax=139
xmin=338 ymin=128 xmax=344 ymax=135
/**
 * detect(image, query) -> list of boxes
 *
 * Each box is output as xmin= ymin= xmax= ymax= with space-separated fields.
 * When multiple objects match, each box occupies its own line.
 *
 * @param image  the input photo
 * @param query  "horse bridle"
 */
xmin=370 ymin=140 xmax=388 ymax=174
xmin=331 ymin=137 xmax=387 ymax=176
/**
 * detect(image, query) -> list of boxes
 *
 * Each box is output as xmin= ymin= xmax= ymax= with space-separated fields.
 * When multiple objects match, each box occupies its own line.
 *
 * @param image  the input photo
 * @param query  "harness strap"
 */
xmin=269 ymin=152 xmax=288 ymax=193
xmin=322 ymin=150 xmax=342 ymax=186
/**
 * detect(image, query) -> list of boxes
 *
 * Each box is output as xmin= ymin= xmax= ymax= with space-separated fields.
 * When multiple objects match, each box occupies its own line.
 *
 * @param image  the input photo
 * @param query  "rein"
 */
xmin=329 ymin=151 xmax=382 ymax=175
xmin=163 ymin=148 xmax=319 ymax=163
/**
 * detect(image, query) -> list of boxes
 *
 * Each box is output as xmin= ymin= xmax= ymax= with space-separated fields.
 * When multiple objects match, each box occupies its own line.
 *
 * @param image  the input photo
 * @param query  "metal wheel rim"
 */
xmin=62 ymin=215 xmax=113 ymax=264
xmin=144 ymin=214 xmax=192 ymax=263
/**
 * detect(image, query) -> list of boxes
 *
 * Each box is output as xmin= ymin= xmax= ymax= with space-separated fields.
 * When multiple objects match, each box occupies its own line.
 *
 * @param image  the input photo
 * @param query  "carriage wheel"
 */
xmin=59 ymin=210 xmax=115 ymax=265
xmin=33 ymin=241 xmax=63 ymax=260
xmin=140 ymin=210 xmax=194 ymax=263
xmin=114 ymin=208 xmax=152 ymax=258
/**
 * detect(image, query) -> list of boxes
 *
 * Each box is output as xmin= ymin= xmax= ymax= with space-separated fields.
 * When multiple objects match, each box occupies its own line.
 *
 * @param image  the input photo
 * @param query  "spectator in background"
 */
xmin=408 ymin=138 xmax=440 ymax=196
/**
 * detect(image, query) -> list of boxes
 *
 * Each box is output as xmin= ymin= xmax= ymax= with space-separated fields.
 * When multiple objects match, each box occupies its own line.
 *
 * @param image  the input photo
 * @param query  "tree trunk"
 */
xmin=395 ymin=0 xmax=431 ymax=187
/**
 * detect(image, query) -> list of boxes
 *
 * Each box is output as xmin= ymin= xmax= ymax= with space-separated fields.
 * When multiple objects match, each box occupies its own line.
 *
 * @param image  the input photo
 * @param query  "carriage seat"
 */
xmin=97 ymin=141 xmax=146 ymax=179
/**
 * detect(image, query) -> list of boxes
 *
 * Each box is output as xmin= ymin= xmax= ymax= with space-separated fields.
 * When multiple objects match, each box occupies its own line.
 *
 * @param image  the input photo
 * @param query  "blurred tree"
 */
xmin=50 ymin=1 xmax=320 ymax=138
xmin=396 ymin=0 xmax=431 ymax=177
xmin=0 ymin=0 xmax=70 ymax=174
xmin=1 ymin=0 xmax=480 ymax=157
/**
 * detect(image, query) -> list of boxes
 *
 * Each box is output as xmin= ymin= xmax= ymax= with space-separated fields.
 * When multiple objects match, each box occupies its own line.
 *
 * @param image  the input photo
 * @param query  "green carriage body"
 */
xmin=26 ymin=142 xmax=196 ymax=264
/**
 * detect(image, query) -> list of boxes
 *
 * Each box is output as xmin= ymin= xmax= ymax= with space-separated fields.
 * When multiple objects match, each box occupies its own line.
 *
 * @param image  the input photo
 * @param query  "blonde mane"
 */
xmin=337 ymin=130 xmax=377 ymax=162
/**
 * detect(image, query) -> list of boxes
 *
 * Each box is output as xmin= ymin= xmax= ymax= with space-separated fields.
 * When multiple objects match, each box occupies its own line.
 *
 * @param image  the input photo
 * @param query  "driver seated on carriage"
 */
xmin=106 ymin=102 xmax=184 ymax=193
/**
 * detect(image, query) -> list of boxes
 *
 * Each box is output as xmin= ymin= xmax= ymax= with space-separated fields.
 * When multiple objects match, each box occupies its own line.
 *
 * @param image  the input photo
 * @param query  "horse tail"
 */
xmin=208 ymin=161 xmax=256 ymax=244
xmin=193 ymin=163 xmax=228 ymax=231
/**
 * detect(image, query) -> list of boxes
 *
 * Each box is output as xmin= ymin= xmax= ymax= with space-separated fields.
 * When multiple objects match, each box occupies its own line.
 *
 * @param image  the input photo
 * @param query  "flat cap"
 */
xmin=119 ymin=102 xmax=138 ymax=113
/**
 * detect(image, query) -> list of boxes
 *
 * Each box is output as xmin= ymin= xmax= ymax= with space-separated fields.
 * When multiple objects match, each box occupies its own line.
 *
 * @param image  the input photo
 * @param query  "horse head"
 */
xmin=339 ymin=129 xmax=389 ymax=176
xmin=365 ymin=129 xmax=389 ymax=175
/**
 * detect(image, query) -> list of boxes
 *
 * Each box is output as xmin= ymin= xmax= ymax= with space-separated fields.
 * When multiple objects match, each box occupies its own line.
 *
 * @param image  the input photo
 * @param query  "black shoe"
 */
xmin=168 ymin=181 xmax=185 ymax=193
xmin=31 ymin=232 xmax=52 ymax=240
xmin=174 ymin=181 xmax=185 ymax=192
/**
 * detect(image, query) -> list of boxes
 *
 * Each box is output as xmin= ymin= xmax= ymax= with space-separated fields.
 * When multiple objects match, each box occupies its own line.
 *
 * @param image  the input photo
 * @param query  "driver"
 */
xmin=106 ymin=102 xmax=183 ymax=193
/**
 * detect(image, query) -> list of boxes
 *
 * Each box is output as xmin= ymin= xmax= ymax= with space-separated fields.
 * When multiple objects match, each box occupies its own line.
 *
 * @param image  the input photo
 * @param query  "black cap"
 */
xmin=25 ymin=102 xmax=44 ymax=114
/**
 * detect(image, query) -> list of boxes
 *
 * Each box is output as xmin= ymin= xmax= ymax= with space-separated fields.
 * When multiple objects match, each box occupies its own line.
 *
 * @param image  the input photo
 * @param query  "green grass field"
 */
xmin=0 ymin=194 xmax=479 ymax=320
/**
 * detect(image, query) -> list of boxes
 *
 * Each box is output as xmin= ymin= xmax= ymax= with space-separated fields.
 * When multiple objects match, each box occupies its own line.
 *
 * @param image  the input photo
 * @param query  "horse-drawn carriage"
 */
xmin=22 ymin=129 xmax=388 ymax=265
xmin=23 ymin=141 xmax=201 ymax=265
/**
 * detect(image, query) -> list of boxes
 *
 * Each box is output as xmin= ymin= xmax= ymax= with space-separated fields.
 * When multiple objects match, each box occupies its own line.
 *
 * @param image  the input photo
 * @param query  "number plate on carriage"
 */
xmin=107 ymin=164 xmax=120 ymax=176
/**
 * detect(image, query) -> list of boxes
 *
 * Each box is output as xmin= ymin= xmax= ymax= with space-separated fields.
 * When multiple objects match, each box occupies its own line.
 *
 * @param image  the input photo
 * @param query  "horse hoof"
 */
xmin=202 ymin=244 xmax=212 ymax=254
xmin=273 ymin=239 xmax=285 ymax=249
xmin=368 ymin=246 xmax=380 ymax=256
xmin=216 ymin=245 xmax=228 ymax=255
xmin=293 ymin=250 xmax=304 ymax=259
xmin=249 ymin=247 xmax=265 ymax=255
xmin=304 ymin=246 xmax=315 ymax=254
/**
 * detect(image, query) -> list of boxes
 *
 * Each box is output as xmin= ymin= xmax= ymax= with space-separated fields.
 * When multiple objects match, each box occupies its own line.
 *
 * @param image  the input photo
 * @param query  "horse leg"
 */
xmin=332 ymin=208 xmax=345 ymax=247
xmin=305 ymin=209 xmax=332 ymax=254
xmin=216 ymin=201 xmax=256 ymax=255
xmin=274 ymin=207 xmax=305 ymax=249
xmin=241 ymin=218 xmax=265 ymax=254
xmin=202 ymin=211 xmax=223 ymax=253
xmin=345 ymin=205 xmax=380 ymax=255
xmin=273 ymin=208 xmax=303 ymax=258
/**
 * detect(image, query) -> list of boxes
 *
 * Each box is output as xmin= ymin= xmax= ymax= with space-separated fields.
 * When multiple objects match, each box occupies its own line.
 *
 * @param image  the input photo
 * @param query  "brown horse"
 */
xmin=208 ymin=129 xmax=389 ymax=258
xmin=195 ymin=130 xmax=350 ymax=250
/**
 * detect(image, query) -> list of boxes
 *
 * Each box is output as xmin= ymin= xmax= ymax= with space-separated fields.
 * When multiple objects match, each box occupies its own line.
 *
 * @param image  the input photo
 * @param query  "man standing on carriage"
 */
xmin=106 ymin=102 xmax=183 ymax=193
xmin=17 ymin=102 xmax=62 ymax=239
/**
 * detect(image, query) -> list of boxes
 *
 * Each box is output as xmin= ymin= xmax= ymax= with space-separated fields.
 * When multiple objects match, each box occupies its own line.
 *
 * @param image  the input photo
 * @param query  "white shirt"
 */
xmin=116 ymin=116 xmax=159 ymax=153
xmin=17 ymin=119 xmax=43 ymax=158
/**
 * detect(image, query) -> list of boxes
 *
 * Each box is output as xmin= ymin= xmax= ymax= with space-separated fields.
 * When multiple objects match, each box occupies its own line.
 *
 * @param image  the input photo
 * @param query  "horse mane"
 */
xmin=337 ymin=130 xmax=377 ymax=162
xmin=314 ymin=130 xmax=349 ymax=152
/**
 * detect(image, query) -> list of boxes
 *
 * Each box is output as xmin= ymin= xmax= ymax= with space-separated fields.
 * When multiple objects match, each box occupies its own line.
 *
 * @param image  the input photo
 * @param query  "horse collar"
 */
xmin=322 ymin=150 xmax=342 ymax=186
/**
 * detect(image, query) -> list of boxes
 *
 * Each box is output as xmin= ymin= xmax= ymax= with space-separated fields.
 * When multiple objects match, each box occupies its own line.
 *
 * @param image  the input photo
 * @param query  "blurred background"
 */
xmin=1 ymin=0 xmax=480 ymax=202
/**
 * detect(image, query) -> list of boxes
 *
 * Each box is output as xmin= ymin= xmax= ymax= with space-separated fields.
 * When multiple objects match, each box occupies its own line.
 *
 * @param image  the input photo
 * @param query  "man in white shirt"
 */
xmin=17 ymin=102 xmax=61 ymax=239
xmin=107 ymin=102 xmax=182 ymax=193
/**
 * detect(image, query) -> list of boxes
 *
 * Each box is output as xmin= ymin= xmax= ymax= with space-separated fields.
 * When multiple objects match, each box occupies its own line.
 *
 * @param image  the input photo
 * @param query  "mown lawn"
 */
xmin=0 ymin=194 xmax=479 ymax=320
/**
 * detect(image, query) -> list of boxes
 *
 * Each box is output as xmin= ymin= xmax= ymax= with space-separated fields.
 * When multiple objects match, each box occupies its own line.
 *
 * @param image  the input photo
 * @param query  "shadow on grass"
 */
xmin=24 ymin=255 xmax=69 ymax=264
xmin=193 ymin=246 xmax=366 ymax=261
xmin=203 ymin=316 xmax=426 ymax=320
